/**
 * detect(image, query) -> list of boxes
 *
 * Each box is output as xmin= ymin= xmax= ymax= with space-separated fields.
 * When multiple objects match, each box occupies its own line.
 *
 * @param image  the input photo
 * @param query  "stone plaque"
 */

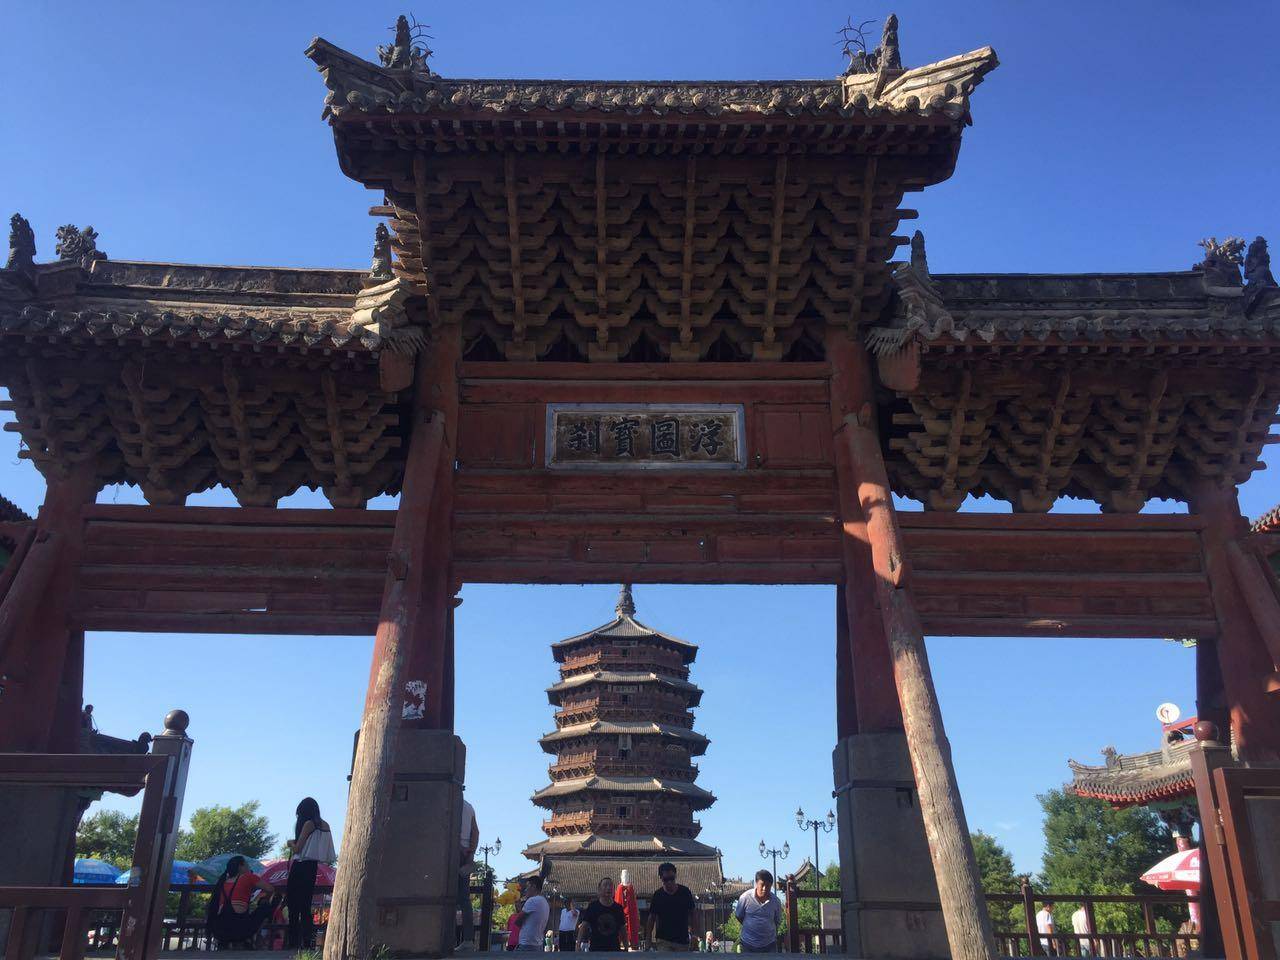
xmin=546 ymin=403 xmax=745 ymax=470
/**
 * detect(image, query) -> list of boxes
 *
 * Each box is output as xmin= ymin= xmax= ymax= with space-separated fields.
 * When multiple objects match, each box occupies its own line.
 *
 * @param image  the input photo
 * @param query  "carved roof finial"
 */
xmin=879 ymin=14 xmax=902 ymax=72
xmin=910 ymin=229 xmax=929 ymax=280
xmin=616 ymin=583 xmax=636 ymax=618
xmin=370 ymin=222 xmax=393 ymax=280
xmin=377 ymin=14 xmax=434 ymax=74
xmin=54 ymin=224 xmax=106 ymax=269
xmin=6 ymin=213 xmax=35 ymax=271
xmin=1194 ymin=236 xmax=1245 ymax=288
xmin=1245 ymin=236 xmax=1276 ymax=288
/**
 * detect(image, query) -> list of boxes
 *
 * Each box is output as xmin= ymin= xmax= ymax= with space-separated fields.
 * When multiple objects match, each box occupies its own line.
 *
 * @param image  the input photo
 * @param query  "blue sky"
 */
xmin=3 ymin=1 xmax=1279 ymax=883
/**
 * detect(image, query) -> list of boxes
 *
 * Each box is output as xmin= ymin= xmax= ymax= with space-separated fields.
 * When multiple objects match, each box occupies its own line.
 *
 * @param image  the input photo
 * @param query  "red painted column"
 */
xmin=400 ymin=322 xmax=461 ymax=731
xmin=0 ymin=464 xmax=97 ymax=752
xmin=827 ymin=329 xmax=903 ymax=735
xmin=1191 ymin=482 xmax=1280 ymax=760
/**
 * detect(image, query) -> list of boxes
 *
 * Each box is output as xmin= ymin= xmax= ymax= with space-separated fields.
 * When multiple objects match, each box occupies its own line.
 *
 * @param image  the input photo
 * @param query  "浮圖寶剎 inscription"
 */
xmin=546 ymin=403 xmax=745 ymax=470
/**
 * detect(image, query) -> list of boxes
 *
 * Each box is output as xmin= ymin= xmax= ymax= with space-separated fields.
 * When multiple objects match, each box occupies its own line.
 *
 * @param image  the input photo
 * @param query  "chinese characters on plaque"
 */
xmin=547 ymin=404 xmax=745 ymax=470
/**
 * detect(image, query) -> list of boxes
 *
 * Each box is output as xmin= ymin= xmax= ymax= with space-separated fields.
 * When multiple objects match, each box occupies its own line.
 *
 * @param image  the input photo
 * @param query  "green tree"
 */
xmin=971 ymin=831 xmax=1021 ymax=930
xmin=76 ymin=810 xmax=139 ymax=868
xmin=175 ymin=801 xmax=276 ymax=862
xmin=1036 ymin=789 xmax=1174 ymax=931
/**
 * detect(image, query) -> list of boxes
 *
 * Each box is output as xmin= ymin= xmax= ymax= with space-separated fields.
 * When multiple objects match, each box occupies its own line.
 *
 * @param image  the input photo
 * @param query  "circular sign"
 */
xmin=1156 ymin=702 xmax=1181 ymax=724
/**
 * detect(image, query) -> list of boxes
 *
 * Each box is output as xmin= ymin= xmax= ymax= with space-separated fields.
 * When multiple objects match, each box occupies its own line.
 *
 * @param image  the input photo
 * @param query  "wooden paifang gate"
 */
xmin=2 ymin=14 xmax=1280 ymax=960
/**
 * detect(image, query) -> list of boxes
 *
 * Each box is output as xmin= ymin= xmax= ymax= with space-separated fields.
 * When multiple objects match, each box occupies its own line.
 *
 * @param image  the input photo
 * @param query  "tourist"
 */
xmin=644 ymin=863 xmax=697 ymax=951
xmin=1071 ymin=904 xmax=1092 ymax=956
xmin=733 ymin=870 xmax=782 ymax=953
xmin=1035 ymin=901 xmax=1055 ymax=955
xmin=507 ymin=886 xmax=526 ymax=952
xmin=458 ymin=797 xmax=480 ymax=950
xmin=205 ymin=856 xmax=278 ymax=948
xmin=514 ymin=875 xmax=551 ymax=952
xmin=558 ymin=899 xmax=581 ymax=952
xmin=286 ymin=797 xmax=334 ymax=950
xmin=579 ymin=877 xmax=626 ymax=952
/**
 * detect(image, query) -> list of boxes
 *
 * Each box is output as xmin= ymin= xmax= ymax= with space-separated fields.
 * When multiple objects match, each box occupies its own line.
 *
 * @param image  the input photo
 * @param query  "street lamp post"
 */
xmin=477 ymin=837 xmax=502 ymax=882
xmin=795 ymin=808 xmax=835 ymax=890
xmin=758 ymin=839 xmax=789 ymax=890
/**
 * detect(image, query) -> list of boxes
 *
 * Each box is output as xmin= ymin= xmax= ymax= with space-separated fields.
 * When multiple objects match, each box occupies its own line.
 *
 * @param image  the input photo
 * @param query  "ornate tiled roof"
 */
xmin=1253 ymin=503 xmax=1280 ymax=534
xmin=868 ymin=254 xmax=1280 ymax=355
xmin=540 ymin=720 xmax=709 ymax=754
xmin=553 ymin=587 xmax=697 ymax=662
xmin=532 ymin=776 xmax=715 ymax=808
xmin=0 ymin=494 xmax=31 ymax=524
xmin=0 ymin=259 xmax=424 ymax=354
xmin=1067 ymin=739 xmax=1197 ymax=808
xmin=522 ymin=834 xmax=720 ymax=859
xmin=307 ymin=36 xmax=997 ymax=125
xmin=547 ymin=670 xmax=703 ymax=706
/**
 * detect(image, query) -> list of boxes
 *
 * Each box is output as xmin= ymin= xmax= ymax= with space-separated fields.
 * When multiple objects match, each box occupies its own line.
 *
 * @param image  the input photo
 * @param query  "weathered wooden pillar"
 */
xmin=0 ymin=462 xmax=96 ymax=753
xmin=844 ymin=403 xmax=998 ymax=960
xmin=325 ymin=338 xmax=452 ymax=960
xmin=827 ymin=332 xmax=951 ymax=959
xmin=1190 ymin=482 xmax=1280 ymax=760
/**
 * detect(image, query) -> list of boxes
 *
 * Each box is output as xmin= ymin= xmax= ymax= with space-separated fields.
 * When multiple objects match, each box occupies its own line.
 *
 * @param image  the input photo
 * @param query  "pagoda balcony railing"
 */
xmin=555 ymin=706 xmax=695 ymax=728
xmin=548 ymin=764 xmax=698 ymax=783
xmin=542 ymin=815 xmax=702 ymax=837
xmin=562 ymin=653 xmax=689 ymax=679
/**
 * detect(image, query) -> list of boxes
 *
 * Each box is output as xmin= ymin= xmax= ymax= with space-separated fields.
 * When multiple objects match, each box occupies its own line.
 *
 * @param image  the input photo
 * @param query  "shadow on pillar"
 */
xmin=353 ymin=729 xmax=466 ymax=956
xmin=834 ymin=732 xmax=949 ymax=959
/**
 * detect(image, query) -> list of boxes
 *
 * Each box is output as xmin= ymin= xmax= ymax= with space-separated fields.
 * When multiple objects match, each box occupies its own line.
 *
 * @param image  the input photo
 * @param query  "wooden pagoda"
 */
xmin=2 ymin=12 xmax=1280 ymax=960
xmin=524 ymin=584 xmax=722 ymax=900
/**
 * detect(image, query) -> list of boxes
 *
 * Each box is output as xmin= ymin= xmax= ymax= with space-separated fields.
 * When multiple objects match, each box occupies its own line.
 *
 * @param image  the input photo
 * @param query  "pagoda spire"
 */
xmin=616 ymin=583 xmax=636 ymax=617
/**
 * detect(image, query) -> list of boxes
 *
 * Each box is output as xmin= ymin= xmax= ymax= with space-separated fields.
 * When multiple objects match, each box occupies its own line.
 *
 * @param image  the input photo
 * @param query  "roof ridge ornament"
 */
xmin=369 ymin=222 xmax=393 ymax=280
xmin=6 ymin=213 xmax=35 ymax=272
xmin=377 ymin=14 xmax=434 ymax=75
xmin=839 ymin=12 xmax=902 ymax=78
xmin=616 ymin=583 xmax=636 ymax=618
xmin=1194 ymin=236 xmax=1244 ymax=289
xmin=54 ymin=224 xmax=106 ymax=270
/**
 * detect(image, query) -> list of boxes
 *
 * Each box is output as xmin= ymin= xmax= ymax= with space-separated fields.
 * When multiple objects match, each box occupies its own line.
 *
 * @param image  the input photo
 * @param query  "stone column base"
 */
xmin=368 ymin=730 xmax=466 ymax=957
xmin=832 ymin=732 xmax=947 ymax=959
xmin=0 ymin=785 xmax=85 ymax=958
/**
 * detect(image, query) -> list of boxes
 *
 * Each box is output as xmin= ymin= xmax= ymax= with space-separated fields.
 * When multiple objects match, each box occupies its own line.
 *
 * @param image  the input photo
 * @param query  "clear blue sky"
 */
xmin=3 ymin=1 xmax=1278 ymax=883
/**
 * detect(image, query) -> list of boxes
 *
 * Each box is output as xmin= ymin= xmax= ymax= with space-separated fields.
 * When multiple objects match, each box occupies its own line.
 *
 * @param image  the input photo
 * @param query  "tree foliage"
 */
xmin=174 ymin=801 xmax=277 ymax=862
xmin=1035 ymin=789 xmax=1175 ymax=931
xmin=971 ymin=831 xmax=1022 ymax=930
xmin=76 ymin=810 xmax=139 ymax=868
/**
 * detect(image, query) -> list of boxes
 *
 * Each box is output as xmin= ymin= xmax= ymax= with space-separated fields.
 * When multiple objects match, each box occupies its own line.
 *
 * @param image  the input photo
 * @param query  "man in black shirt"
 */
xmin=579 ymin=877 xmax=626 ymax=952
xmin=644 ymin=862 xmax=697 ymax=951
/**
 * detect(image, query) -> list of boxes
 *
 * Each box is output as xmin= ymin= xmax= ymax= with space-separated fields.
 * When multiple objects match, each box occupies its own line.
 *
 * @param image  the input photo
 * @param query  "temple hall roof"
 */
xmin=532 ymin=776 xmax=715 ymax=809
xmin=1253 ymin=503 xmax=1280 ymax=534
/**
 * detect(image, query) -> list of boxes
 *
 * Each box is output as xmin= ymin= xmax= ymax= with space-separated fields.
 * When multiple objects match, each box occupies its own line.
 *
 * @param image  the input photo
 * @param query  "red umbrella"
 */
xmin=259 ymin=859 xmax=336 ymax=888
xmin=1141 ymin=849 xmax=1200 ymax=892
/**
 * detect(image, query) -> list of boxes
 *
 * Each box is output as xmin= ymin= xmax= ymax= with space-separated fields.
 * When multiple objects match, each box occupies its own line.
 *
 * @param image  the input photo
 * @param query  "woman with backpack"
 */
xmin=206 ymin=856 xmax=278 ymax=947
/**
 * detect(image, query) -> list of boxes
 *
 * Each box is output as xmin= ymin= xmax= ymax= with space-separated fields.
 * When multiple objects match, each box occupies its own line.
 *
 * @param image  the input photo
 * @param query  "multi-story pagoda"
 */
xmin=523 ymin=585 xmax=723 ymax=900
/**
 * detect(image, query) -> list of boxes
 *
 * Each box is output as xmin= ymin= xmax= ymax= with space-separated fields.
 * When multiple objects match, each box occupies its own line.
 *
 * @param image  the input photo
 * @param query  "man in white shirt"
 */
xmin=457 ymin=799 xmax=480 ymax=950
xmin=557 ymin=900 xmax=580 ymax=953
xmin=1035 ymin=901 xmax=1055 ymax=955
xmin=514 ymin=876 xmax=550 ymax=952
xmin=733 ymin=870 xmax=783 ymax=953
xmin=1071 ymin=905 xmax=1092 ymax=956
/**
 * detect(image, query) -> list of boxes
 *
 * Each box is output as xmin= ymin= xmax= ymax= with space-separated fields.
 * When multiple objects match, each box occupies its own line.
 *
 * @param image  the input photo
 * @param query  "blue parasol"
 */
xmin=191 ymin=853 xmax=266 ymax=881
xmin=73 ymin=858 xmax=122 ymax=884
xmin=115 ymin=860 xmax=203 ymax=885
